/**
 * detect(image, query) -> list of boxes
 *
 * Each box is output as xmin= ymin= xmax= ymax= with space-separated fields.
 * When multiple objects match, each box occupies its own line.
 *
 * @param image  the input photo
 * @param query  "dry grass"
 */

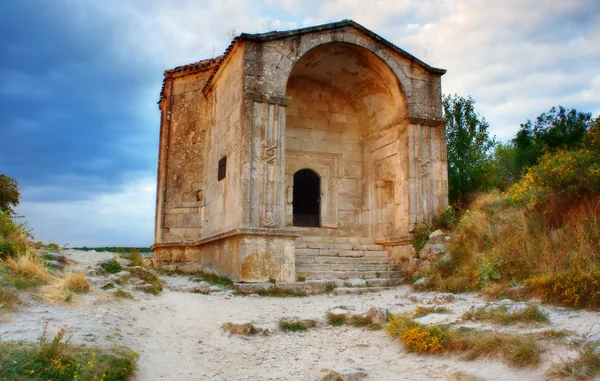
xmin=7 ymin=254 xmax=51 ymax=285
xmin=0 ymin=325 xmax=137 ymax=380
xmin=221 ymin=322 xmax=265 ymax=335
xmin=0 ymin=287 xmax=19 ymax=310
xmin=550 ymin=341 xmax=600 ymax=380
xmin=412 ymin=305 xmax=450 ymax=318
xmin=463 ymin=305 xmax=548 ymax=325
xmin=45 ymin=271 xmax=90 ymax=302
xmin=59 ymin=271 xmax=90 ymax=293
xmin=386 ymin=313 xmax=545 ymax=366
xmin=278 ymin=318 xmax=317 ymax=332
xmin=424 ymin=192 xmax=600 ymax=308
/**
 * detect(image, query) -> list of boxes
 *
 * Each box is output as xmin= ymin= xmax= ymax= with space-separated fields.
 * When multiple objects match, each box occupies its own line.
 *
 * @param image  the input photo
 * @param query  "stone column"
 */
xmin=248 ymin=94 xmax=290 ymax=228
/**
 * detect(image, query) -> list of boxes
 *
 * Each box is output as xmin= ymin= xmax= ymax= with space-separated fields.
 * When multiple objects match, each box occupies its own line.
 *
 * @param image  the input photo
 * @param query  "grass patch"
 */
xmin=129 ymin=267 xmax=163 ymax=295
xmin=114 ymin=289 xmax=134 ymax=299
xmin=463 ymin=305 xmax=548 ymax=325
xmin=551 ymin=341 xmax=600 ymax=380
xmin=119 ymin=248 xmax=146 ymax=268
xmin=0 ymin=287 xmax=20 ymax=310
xmin=7 ymin=254 xmax=51 ymax=283
xmin=326 ymin=313 xmax=347 ymax=326
xmin=386 ymin=313 xmax=544 ymax=366
xmin=255 ymin=288 xmax=308 ymax=297
xmin=99 ymin=259 xmax=122 ymax=274
xmin=191 ymin=271 xmax=233 ymax=287
xmin=278 ymin=318 xmax=317 ymax=332
xmin=221 ymin=322 xmax=265 ymax=336
xmin=0 ymin=326 xmax=137 ymax=380
xmin=412 ymin=305 xmax=450 ymax=318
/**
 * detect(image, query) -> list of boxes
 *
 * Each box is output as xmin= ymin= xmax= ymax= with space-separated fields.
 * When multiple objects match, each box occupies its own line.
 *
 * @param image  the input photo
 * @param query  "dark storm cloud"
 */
xmin=0 ymin=1 xmax=160 ymax=202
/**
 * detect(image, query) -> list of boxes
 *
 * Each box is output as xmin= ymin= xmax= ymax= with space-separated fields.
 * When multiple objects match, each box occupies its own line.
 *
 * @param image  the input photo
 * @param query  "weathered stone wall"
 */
xmin=158 ymin=70 xmax=212 ymax=242
xmin=203 ymin=46 xmax=245 ymax=236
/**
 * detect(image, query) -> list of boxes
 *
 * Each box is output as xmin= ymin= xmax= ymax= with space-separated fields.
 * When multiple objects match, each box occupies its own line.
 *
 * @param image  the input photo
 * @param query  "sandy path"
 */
xmin=2 ymin=250 xmax=600 ymax=381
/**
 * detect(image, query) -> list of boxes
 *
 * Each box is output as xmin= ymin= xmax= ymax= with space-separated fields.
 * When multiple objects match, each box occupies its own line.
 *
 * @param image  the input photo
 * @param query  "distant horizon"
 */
xmin=3 ymin=0 xmax=599 ymax=246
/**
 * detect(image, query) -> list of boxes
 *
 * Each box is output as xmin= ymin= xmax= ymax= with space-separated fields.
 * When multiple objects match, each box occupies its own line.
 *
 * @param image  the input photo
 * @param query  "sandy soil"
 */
xmin=2 ymin=250 xmax=600 ymax=381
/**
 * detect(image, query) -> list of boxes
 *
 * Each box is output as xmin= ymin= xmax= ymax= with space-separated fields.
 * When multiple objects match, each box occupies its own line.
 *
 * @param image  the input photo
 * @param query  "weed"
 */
xmin=120 ymin=248 xmax=145 ymax=267
xmin=221 ymin=322 xmax=264 ymax=336
xmin=551 ymin=341 xmax=600 ymax=380
xmin=411 ymin=225 xmax=433 ymax=255
xmin=326 ymin=313 xmax=347 ymax=326
xmin=386 ymin=313 xmax=544 ymax=366
xmin=60 ymin=271 xmax=90 ymax=293
xmin=278 ymin=319 xmax=317 ymax=332
xmin=434 ymin=205 xmax=458 ymax=230
xmin=114 ymin=289 xmax=133 ymax=299
xmin=63 ymin=293 xmax=72 ymax=303
xmin=297 ymin=276 xmax=306 ymax=282
xmin=255 ymin=288 xmax=308 ymax=297
xmin=463 ymin=305 xmax=548 ymax=325
xmin=412 ymin=306 xmax=450 ymax=318
xmin=6 ymin=254 xmax=50 ymax=287
xmin=0 ymin=325 xmax=137 ymax=380
xmin=0 ymin=287 xmax=19 ymax=310
xmin=129 ymin=267 xmax=163 ymax=295
xmin=99 ymin=259 xmax=122 ymax=274
xmin=190 ymin=271 xmax=233 ymax=287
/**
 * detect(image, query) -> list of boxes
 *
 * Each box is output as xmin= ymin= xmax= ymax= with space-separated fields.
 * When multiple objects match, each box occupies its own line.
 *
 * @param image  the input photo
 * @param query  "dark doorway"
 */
xmin=293 ymin=169 xmax=320 ymax=227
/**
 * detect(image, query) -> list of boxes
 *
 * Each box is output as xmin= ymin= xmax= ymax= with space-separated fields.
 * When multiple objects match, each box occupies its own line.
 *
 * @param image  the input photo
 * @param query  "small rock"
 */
xmin=497 ymin=299 xmax=514 ymax=306
xmin=134 ymin=284 xmax=156 ymax=293
xmin=192 ymin=281 xmax=211 ymax=294
xmin=116 ymin=271 xmax=131 ymax=278
xmin=366 ymin=307 xmax=387 ymax=325
xmin=45 ymin=252 xmax=68 ymax=264
xmin=432 ymin=292 xmax=455 ymax=304
xmin=45 ymin=260 xmax=65 ymax=269
xmin=413 ymin=314 xmax=449 ymax=325
xmin=507 ymin=302 xmax=530 ymax=315
xmin=428 ymin=229 xmax=445 ymax=242
xmin=419 ymin=243 xmax=447 ymax=261
xmin=209 ymin=285 xmax=223 ymax=292
xmin=325 ymin=367 xmax=368 ymax=381
xmin=100 ymin=282 xmax=116 ymax=290
xmin=330 ymin=308 xmax=350 ymax=316
xmin=87 ymin=269 xmax=99 ymax=276
xmin=345 ymin=278 xmax=367 ymax=288
xmin=413 ymin=277 xmax=430 ymax=287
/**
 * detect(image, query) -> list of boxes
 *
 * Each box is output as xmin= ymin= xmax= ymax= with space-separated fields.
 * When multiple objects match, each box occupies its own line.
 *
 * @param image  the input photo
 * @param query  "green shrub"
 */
xmin=100 ymin=259 xmax=122 ymax=274
xmin=411 ymin=225 xmax=432 ymax=255
xmin=0 ymin=326 xmax=137 ymax=380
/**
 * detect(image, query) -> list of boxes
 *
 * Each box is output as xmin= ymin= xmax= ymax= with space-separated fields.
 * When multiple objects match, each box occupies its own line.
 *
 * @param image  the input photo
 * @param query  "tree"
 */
xmin=443 ymin=94 xmax=496 ymax=205
xmin=0 ymin=174 xmax=20 ymax=215
xmin=513 ymin=106 xmax=592 ymax=174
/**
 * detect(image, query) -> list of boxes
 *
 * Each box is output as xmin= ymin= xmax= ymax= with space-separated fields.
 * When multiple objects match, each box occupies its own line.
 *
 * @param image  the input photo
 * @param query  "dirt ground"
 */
xmin=2 ymin=250 xmax=600 ymax=381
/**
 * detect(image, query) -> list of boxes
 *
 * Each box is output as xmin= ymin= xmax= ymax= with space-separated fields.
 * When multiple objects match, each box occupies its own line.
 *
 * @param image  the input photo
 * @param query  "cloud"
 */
xmin=17 ymin=176 xmax=156 ymax=247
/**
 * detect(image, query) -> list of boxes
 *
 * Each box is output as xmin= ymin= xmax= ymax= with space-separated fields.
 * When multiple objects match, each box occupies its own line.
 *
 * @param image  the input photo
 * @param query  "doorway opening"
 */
xmin=293 ymin=169 xmax=320 ymax=227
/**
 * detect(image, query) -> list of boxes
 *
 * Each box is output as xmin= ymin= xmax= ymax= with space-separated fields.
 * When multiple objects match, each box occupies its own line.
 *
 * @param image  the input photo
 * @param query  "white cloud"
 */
xmin=17 ymin=175 xmax=156 ymax=247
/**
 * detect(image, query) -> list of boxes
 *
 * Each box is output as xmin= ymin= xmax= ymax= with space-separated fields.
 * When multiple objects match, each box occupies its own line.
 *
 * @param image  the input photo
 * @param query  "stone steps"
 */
xmin=296 ymin=270 xmax=404 ymax=280
xmin=297 ymin=263 xmax=400 ymax=272
xmin=296 ymin=255 xmax=390 ymax=265
xmin=294 ymin=236 xmax=403 ymax=281
xmin=295 ymin=248 xmax=389 ymax=258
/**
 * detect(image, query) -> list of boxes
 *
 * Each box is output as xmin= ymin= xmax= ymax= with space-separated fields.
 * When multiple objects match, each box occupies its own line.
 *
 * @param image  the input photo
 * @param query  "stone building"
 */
xmin=152 ymin=20 xmax=448 ymax=283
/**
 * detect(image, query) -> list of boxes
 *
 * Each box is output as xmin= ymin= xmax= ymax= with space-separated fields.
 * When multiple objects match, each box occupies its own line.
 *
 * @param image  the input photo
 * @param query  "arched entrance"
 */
xmin=293 ymin=169 xmax=320 ymax=227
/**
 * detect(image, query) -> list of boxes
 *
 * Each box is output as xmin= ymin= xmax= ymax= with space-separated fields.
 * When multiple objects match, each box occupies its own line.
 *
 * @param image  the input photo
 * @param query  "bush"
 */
xmin=100 ymin=259 xmax=122 ymax=274
xmin=0 ymin=325 xmax=137 ymax=380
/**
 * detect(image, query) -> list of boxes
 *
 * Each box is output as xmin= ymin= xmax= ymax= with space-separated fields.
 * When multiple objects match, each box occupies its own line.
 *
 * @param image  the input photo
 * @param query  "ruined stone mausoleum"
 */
xmin=152 ymin=20 xmax=448 ymax=282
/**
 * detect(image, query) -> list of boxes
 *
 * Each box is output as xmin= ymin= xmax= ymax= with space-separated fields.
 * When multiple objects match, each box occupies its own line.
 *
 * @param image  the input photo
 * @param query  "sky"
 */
xmin=1 ymin=0 xmax=598 ymax=247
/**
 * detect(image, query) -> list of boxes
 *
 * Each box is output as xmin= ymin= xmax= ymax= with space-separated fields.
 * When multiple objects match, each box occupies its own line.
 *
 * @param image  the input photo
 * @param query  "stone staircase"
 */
xmin=295 ymin=236 xmax=404 ymax=281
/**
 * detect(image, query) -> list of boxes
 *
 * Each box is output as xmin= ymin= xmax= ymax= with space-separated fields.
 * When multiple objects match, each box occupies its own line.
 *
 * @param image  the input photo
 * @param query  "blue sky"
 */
xmin=1 ymin=0 xmax=599 ymax=246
